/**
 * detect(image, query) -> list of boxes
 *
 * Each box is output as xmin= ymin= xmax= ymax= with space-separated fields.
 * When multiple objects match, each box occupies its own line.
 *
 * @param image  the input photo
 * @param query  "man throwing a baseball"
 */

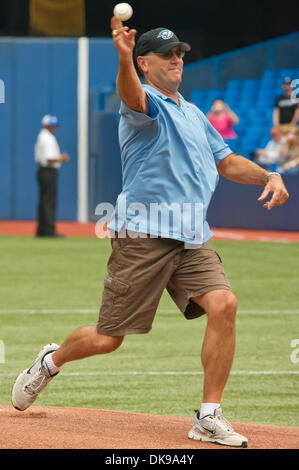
xmin=12 ymin=16 xmax=289 ymax=448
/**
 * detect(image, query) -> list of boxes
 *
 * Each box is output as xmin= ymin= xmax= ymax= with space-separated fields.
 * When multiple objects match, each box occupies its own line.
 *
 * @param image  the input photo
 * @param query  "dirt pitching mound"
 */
xmin=0 ymin=405 xmax=298 ymax=449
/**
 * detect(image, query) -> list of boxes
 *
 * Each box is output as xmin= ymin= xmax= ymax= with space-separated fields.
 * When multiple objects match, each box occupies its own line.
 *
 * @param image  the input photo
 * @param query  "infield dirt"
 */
xmin=0 ymin=405 xmax=298 ymax=449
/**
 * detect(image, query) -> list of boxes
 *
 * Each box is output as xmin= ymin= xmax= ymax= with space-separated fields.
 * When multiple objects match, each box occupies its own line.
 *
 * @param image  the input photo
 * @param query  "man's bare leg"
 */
xmin=11 ymin=326 xmax=124 ymax=411
xmin=52 ymin=326 xmax=124 ymax=367
xmin=192 ymin=289 xmax=238 ymax=403
xmin=188 ymin=290 xmax=248 ymax=446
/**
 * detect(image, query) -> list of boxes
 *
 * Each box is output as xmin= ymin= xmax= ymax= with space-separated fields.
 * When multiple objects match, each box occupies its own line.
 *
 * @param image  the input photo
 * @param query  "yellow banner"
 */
xmin=30 ymin=0 xmax=85 ymax=36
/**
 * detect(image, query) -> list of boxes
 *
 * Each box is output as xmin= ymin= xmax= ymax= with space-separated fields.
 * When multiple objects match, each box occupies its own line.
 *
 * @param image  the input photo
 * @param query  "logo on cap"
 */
xmin=157 ymin=29 xmax=174 ymax=40
xmin=41 ymin=114 xmax=59 ymax=127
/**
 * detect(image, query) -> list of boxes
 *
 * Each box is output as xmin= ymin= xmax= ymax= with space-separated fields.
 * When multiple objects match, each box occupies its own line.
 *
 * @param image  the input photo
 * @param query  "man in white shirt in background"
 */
xmin=35 ymin=115 xmax=69 ymax=237
xmin=254 ymin=126 xmax=287 ymax=166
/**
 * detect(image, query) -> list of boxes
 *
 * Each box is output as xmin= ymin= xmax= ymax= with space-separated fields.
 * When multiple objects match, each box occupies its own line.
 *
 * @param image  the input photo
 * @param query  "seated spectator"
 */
xmin=273 ymin=77 xmax=299 ymax=135
xmin=281 ymin=155 xmax=299 ymax=171
xmin=280 ymin=128 xmax=299 ymax=170
xmin=255 ymin=126 xmax=287 ymax=165
xmin=207 ymin=99 xmax=239 ymax=140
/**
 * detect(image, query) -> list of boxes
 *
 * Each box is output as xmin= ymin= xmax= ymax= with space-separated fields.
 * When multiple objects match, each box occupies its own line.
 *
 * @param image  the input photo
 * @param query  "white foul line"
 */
xmin=0 ymin=370 xmax=299 ymax=377
xmin=0 ymin=309 xmax=298 ymax=315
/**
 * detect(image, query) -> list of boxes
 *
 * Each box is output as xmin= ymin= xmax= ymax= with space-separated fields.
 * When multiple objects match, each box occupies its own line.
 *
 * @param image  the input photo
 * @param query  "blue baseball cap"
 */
xmin=41 ymin=114 xmax=59 ymax=127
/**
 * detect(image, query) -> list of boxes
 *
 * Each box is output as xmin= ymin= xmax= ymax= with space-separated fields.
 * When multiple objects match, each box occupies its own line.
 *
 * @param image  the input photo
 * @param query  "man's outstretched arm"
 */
xmin=217 ymin=153 xmax=289 ymax=211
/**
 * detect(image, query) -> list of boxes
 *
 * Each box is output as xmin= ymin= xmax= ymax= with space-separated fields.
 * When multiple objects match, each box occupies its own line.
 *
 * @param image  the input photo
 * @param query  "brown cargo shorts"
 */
xmin=96 ymin=232 xmax=231 ymax=336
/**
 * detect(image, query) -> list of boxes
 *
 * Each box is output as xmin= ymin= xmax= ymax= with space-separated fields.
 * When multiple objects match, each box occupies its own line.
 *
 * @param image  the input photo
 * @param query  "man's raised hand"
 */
xmin=111 ymin=16 xmax=137 ymax=59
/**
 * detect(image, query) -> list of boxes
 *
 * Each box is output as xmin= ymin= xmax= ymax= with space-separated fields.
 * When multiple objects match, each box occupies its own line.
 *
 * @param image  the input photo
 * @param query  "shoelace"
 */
xmin=24 ymin=368 xmax=47 ymax=396
xmin=216 ymin=413 xmax=234 ymax=432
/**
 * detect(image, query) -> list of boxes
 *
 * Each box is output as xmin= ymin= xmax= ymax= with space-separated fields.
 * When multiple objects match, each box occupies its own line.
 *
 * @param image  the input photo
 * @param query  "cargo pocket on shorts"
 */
xmin=102 ymin=275 xmax=130 ymax=324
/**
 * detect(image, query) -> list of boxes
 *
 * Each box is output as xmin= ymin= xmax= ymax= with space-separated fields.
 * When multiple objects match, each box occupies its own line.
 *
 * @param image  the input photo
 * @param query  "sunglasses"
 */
xmin=154 ymin=49 xmax=185 ymax=60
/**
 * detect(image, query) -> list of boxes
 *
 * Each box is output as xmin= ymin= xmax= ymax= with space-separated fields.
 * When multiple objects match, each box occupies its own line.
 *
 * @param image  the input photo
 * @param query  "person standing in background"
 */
xmin=35 ymin=115 xmax=69 ymax=238
xmin=273 ymin=77 xmax=299 ymax=134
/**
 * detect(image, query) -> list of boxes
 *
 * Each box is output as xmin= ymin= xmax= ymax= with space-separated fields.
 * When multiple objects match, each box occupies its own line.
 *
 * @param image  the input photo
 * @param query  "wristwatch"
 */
xmin=265 ymin=172 xmax=281 ymax=184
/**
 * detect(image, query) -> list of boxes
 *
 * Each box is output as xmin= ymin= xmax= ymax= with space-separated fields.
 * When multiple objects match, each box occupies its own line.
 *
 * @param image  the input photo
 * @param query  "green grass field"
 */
xmin=0 ymin=235 xmax=298 ymax=426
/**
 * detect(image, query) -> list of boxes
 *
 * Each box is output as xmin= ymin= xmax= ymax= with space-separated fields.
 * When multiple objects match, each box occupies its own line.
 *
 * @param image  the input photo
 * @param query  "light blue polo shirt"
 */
xmin=108 ymin=84 xmax=232 ymax=245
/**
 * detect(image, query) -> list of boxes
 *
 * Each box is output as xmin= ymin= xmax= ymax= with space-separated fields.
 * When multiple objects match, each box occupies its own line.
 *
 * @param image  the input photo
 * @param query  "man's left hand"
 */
xmin=258 ymin=174 xmax=289 ymax=210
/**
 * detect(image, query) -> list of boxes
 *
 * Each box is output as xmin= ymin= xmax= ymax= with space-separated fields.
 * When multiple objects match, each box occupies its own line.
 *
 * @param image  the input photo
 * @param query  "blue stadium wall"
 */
xmin=208 ymin=175 xmax=299 ymax=231
xmin=0 ymin=37 xmax=118 ymax=221
xmin=0 ymin=38 xmax=79 ymax=220
xmin=0 ymin=33 xmax=298 ymax=230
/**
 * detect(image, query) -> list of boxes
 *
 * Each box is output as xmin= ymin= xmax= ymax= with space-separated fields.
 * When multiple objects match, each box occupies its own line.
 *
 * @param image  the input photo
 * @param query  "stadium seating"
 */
xmin=190 ymin=65 xmax=299 ymax=157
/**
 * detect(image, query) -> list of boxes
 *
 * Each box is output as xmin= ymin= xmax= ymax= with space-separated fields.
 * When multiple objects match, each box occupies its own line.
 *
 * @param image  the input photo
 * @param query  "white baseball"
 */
xmin=113 ymin=3 xmax=133 ymax=21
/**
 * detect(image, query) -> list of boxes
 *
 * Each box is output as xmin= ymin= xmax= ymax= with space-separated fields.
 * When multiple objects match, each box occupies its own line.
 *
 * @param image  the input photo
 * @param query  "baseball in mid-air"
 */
xmin=113 ymin=3 xmax=133 ymax=21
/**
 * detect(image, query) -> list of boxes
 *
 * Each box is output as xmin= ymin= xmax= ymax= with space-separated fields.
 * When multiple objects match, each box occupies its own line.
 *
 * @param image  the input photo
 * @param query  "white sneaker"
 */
xmin=12 ymin=343 xmax=60 ymax=411
xmin=188 ymin=407 xmax=248 ymax=447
